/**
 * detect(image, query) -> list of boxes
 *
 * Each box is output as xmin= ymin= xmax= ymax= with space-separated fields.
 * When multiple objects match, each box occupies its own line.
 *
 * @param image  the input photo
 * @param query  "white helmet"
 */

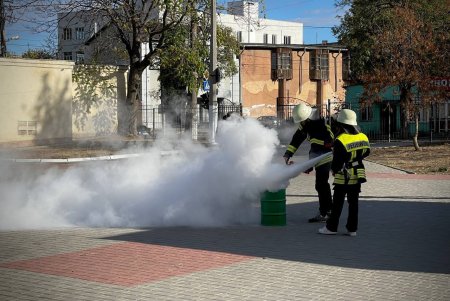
xmin=336 ymin=109 xmax=357 ymax=126
xmin=292 ymin=103 xmax=312 ymax=123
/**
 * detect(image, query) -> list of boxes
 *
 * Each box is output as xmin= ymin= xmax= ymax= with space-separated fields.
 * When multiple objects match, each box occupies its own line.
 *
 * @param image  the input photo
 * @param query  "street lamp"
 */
xmin=1 ymin=35 xmax=20 ymax=57
xmin=7 ymin=35 xmax=20 ymax=41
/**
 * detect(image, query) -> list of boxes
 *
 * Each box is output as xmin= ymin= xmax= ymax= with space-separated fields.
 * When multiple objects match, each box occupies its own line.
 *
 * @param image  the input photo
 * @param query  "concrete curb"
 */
xmin=366 ymin=159 xmax=416 ymax=174
xmin=1 ymin=150 xmax=181 ymax=164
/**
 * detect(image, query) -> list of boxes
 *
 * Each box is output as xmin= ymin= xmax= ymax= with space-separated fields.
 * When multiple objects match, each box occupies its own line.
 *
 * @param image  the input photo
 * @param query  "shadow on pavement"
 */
xmin=103 ymin=200 xmax=450 ymax=275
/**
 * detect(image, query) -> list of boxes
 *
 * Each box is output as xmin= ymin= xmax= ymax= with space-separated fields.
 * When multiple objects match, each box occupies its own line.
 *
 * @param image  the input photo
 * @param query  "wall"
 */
xmin=240 ymin=47 xmax=347 ymax=117
xmin=0 ymin=58 xmax=74 ymax=145
xmin=345 ymin=85 xmax=433 ymax=139
xmin=0 ymin=58 xmax=129 ymax=145
xmin=71 ymin=64 xmax=128 ymax=138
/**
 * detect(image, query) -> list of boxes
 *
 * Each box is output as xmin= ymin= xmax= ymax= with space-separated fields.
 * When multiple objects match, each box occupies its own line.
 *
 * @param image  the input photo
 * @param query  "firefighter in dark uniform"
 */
xmin=283 ymin=103 xmax=334 ymax=223
xmin=319 ymin=109 xmax=370 ymax=236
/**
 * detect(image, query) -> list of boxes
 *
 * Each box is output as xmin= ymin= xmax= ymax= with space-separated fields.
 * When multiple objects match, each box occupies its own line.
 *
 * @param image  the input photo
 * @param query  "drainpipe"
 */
xmin=332 ymin=50 xmax=341 ymax=92
xmin=238 ymin=46 xmax=245 ymax=107
xmin=296 ymin=48 xmax=307 ymax=94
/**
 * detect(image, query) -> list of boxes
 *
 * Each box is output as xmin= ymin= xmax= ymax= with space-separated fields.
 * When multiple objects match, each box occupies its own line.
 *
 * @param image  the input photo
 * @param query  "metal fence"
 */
xmin=276 ymin=99 xmax=350 ymax=125
xmin=139 ymin=104 xmax=242 ymax=139
xmin=139 ymin=101 xmax=448 ymax=142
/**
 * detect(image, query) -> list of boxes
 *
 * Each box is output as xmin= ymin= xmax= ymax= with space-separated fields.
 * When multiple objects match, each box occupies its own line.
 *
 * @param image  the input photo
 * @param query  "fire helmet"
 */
xmin=292 ymin=103 xmax=312 ymax=123
xmin=336 ymin=109 xmax=358 ymax=126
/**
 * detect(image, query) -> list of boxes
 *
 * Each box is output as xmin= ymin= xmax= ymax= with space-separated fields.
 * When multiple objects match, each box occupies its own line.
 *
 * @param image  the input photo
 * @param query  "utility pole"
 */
xmin=190 ymin=1 xmax=198 ymax=141
xmin=209 ymin=0 xmax=218 ymax=144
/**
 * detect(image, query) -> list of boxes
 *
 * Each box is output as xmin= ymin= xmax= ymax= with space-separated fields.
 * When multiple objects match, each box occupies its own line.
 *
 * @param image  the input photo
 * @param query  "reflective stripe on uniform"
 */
xmin=334 ymin=133 xmax=370 ymax=185
xmin=287 ymin=145 xmax=297 ymax=153
xmin=326 ymin=124 xmax=334 ymax=140
xmin=309 ymin=138 xmax=325 ymax=145
xmin=338 ymin=133 xmax=370 ymax=152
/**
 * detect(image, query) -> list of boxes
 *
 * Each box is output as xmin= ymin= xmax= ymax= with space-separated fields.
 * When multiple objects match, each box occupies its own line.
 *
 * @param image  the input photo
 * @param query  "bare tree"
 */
xmin=47 ymin=0 xmax=195 ymax=135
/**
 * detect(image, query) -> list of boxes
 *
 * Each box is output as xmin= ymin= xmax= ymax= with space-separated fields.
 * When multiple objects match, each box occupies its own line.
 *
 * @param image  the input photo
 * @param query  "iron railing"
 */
xmin=139 ymin=104 xmax=242 ymax=139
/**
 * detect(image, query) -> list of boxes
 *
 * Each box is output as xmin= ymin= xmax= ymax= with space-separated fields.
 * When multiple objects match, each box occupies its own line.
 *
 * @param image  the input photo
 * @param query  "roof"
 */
xmin=240 ymin=42 xmax=348 ymax=52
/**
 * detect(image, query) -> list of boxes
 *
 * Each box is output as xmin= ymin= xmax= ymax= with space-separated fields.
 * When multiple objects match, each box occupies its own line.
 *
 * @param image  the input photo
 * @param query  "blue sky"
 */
xmin=261 ymin=0 xmax=342 ymax=44
xmin=5 ymin=0 xmax=343 ymax=55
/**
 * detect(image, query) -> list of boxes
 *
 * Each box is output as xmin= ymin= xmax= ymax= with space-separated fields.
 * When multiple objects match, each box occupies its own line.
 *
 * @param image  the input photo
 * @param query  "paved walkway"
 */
xmin=1 ymin=150 xmax=449 ymax=300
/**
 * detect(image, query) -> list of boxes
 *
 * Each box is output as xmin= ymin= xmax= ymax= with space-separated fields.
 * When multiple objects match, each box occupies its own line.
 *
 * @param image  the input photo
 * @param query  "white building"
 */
xmin=57 ymin=1 xmax=303 ymax=125
xmin=222 ymin=1 xmax=303 ymax=44
xmin=214 ymin=1 xmax=303 ymax=104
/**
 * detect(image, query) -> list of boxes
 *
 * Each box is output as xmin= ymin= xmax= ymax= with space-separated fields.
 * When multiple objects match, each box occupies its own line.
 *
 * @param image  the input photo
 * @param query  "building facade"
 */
xmin=345 ymin=84 xmax=449 ymax=140
xmin=229 ymin=43 xmax=348 ymax=118
xmin=57 ymin=1 xmax=347 ymax=129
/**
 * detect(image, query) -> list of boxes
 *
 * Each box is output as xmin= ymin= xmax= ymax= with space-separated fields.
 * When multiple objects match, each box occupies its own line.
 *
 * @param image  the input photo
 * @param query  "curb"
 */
xmin=1 ymin=150 xmax=181 ymax=164
xmin=366 ymin=159 xmax=416 ymax=174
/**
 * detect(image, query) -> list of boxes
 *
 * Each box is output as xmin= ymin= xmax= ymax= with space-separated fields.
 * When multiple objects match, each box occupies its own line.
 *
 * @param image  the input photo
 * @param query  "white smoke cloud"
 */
xmin=0 ymin=116 xmax=321 ymax=230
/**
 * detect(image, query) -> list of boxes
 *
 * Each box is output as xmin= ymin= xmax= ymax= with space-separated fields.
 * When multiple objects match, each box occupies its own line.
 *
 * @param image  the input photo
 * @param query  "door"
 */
xmin=380 ymin=102 xmax=396 ymax=137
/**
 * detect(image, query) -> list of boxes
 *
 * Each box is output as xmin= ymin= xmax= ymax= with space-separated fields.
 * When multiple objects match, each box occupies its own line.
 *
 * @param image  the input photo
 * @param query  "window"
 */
xmin=63 ymin=28 xmax=72 ymax=40
xmin=360 ymin=106 xmax=373 ymax=121
xmin=263 ymin=33 xmax=268 ymax=44
xmin=75 ymin=27 xmax=84 ymax=40
xmin=414 ymin=107 xmax=430 ymax=122
xmin=272 ymin=34 xmax=277 ymax=44
xmin=309 ymin=49 xmax=329 ymax=80
xmin=76 ymin=52 xmax=84 ymax=63
xmin=17 ymin=121 xmax=37 ymax=136
xmin=237 ymin=31 xmax=242 ymax=42
xmin=63 ymin=52 xmax=72 ymax=60
xmin=283 ymin=36 xmax=291 ymax=45
xmin=271 ymin=48 xmax=293 ymax=80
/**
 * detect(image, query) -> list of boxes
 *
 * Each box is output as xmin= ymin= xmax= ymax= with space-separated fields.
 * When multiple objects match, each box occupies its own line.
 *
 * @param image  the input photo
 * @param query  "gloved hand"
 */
xmin=283 ymin=155 xmax=293 ymax=165
xmin=304 ymin=167 xmax=313 ymax=174
xmin=324 ymin=142 xmax=333 ymax=149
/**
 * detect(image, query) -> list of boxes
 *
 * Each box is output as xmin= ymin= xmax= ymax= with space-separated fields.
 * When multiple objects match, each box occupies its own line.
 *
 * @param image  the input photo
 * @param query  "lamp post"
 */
xmin=1 ymin=35 xmax=19 ymax=57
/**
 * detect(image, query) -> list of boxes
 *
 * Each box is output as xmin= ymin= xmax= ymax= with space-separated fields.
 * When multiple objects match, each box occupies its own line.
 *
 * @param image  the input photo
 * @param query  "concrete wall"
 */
xmin=0 ymin=58 xmax=74 ymax=145
xmin=0 ymin=58 xmax=130 ymax=144
xmin=71 ymin=64 xmax=128 ymax=138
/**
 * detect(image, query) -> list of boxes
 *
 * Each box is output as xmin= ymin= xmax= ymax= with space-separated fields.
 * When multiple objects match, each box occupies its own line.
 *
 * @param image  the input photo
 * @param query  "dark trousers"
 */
xmin=326 ymin=184 xmax=361 ymax=232
xmin=314 ymin=161 xmax=332 ymax=216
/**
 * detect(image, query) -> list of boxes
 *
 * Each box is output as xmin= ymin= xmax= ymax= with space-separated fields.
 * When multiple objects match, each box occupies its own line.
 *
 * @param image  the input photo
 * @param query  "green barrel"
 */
xmin=260 ymin=189 xmax=286 ymax=226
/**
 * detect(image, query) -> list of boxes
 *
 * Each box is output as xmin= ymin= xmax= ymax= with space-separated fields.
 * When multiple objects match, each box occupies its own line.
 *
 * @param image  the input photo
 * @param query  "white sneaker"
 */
xmin=346 ymin=231 xmax=357 ymax=237
xmin=318 ymin=226 xmax=337 ymax=235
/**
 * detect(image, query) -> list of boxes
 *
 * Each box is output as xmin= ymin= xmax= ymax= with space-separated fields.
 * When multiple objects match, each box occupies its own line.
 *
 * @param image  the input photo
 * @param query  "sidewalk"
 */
xmin=0 ymin=159 xmax=449 ymax=300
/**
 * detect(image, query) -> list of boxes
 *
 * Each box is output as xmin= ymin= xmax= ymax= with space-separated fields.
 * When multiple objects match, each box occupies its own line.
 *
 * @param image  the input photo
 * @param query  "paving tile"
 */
xmin=0 ymin=242 xmax=254 ymax=287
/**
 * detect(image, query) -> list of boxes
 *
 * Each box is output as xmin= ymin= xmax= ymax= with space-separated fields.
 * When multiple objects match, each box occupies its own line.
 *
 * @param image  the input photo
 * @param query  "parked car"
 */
xmin=257 ymin=116 xmax=279 ymax=128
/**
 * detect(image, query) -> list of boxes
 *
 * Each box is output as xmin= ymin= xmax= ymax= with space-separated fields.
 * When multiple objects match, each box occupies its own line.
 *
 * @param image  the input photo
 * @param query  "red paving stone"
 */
xmin=0 ymin=242 xmax=255 ymax=287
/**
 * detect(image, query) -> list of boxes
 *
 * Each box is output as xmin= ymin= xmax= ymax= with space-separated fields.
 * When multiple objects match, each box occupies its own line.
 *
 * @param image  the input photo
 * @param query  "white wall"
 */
xmin=0 ymin=58 xmax=74 ymax=144
xmin=220 ymin=1 xmax=303 ymax=44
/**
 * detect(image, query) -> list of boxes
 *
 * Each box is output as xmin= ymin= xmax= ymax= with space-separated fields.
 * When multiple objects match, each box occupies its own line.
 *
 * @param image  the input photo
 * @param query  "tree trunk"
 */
xmin=399 ymin=86 xmax=410 ymax=139
xmin=0 ymin=0 xmax=6 ymax=57
xmin=412 ymin=112 xmax=421 ymax=150
xmin=118 ymin=64 xmax=142 ymax=136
